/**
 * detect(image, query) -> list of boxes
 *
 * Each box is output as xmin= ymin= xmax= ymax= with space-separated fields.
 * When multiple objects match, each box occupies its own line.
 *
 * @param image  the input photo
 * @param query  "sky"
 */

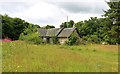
xmin=0 ymin=0 xmax=110 ymax=28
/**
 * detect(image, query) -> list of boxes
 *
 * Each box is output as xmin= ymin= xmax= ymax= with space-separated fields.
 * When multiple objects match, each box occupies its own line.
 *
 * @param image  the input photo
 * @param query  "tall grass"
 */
xmin=2 ymin=41 xmax=118 ymax=72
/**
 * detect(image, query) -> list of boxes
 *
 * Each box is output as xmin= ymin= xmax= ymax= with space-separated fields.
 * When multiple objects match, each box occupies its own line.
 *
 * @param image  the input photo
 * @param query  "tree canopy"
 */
xmin=1 ymin=14 xmax=40 ymax=40
xmin=1 ymin=1 xmax=119 ymax=44
xmin=60 ymin=20 xmax=74 ymax=28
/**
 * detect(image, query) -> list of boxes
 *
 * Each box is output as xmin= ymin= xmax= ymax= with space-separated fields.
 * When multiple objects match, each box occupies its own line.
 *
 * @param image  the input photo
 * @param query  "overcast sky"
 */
xmin=0 ymin=0 xmax=109 ymax=27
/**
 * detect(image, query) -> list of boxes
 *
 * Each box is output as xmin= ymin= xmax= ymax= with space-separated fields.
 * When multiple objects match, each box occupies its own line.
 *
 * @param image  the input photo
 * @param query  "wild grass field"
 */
xmin=2 ymin=41 xmax=118 ymax=72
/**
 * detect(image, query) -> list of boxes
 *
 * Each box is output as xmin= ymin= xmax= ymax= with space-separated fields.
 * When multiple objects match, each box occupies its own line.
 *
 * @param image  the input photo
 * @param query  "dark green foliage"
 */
xmin=67 ymin=36 xmax=78 ymax=46
xmin=19 ymin=23 xmax=42 ymax=44
xmin=60 ymin=22 xmax=67 ymax=28
xmin=69 ymin=36 xmax=77 ymax=45
xmin=75 ymin=15 xmax=118 ymax=44
xmin=43 ymin=25 xmax=55 ymax=29
xmin=68 ymin=20 xmax=74 ymax=28
xmin=0 ymin=15 xmax=2 ymax=39
xmin=60 ymin=20 xmax=74 ymax=28
xmin=51 ymin=36 xmax=59 ymax=44
xmin=74 ymin=1 xmax=119 ymax=44
xmin=22 ymin=24 xmax=38 ymax=35
xmin=34 ymin=24 xmax=40 ymax=28
xmin=75 ymin=17 xmax=103 ymax=44
xmin=1 ymin=14 xmax=40 ymax=41
xmin=104 ymin=1 xmax=120 ymax=44
xmin=2 ymin=14 xmax=29 ymax=40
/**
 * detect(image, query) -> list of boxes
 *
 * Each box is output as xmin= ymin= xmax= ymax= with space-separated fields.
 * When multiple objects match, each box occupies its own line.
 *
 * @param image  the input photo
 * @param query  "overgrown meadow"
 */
xmin=2 ymin=41 xmax=118 ymax=72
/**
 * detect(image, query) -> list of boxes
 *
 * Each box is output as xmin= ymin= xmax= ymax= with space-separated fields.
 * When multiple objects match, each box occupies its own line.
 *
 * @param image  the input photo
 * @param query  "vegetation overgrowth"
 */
xmin=2 ymin=41 xmax=118 ymax=72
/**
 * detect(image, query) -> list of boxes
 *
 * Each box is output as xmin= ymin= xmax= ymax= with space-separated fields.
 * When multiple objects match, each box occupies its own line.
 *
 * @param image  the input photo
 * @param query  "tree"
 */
xmin=68 ymin=20 xmax=74 ymax=28
xmin=104 ymin=1 xmax=120 ymax=44
xmin=2 ymin=14 xmax=14 ymax=39
xmin=0 ymin=14 xmax=2 ymax=39
xmin=44 ymin=25 xmax=55 ymax=29
xmin=60 ymin=22 xmax=67 ymax=28
xmin=1 ymin=14 xmax=36 ymax=40
xmin=12 ymin=17 xmax=28 ymax=40
xmin=60 ymin=20 xmax=75 ymax=28
xmin=34 ymin=24 xmax=40 ymax=28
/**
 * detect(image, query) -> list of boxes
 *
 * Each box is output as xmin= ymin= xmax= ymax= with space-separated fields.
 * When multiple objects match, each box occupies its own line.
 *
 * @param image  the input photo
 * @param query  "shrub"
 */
xmin=29 ymin=37 xmax=43 ymax=44
xmin=90 ymin=35 xmax=100 ymax=43
xmin=51 ymin=36 xmax=59 ymax=44
xmin=66 ymin=36 xmax=78 ymax=46
xmin=19 ymin=32 xmax=43 ymax=44
xmin=82 ymin=35 xmax=100 ymax=44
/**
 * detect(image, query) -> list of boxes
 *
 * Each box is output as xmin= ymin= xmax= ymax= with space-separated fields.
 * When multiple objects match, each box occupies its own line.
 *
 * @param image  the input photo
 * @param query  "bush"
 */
xmin=82 ymin=35 xmax=100 ymax=44
xmin=51 ymin=36 xmax=59 ymax=44
xmin=19 ymin=32 xmax=43 ymax=44
xmin=29 ymin=37 xmax=43 ymax=44
xmin=90 ymin=35 xmax=100 ymax=43
xmin=66 ymin=36 xmax=78 ymax=46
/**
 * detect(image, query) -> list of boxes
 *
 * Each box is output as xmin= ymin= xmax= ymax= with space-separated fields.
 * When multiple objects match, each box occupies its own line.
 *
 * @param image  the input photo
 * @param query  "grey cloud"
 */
xmin=0 ymin=2 xmax=30 ymax=14
xmin=50 ymin=1 xmax=109 ymax=14
xmin=34 ymin=18 xmax=60 ymax=27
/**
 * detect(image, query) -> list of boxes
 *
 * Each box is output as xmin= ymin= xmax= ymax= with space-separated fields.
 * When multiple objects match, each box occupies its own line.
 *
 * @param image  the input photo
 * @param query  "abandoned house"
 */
xmin=38 ymin=28 xmax=80 ymax=44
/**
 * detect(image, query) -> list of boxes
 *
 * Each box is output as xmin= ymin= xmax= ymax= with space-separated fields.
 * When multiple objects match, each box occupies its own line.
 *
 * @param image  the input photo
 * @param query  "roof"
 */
xmin=38 ymin=28 xmax=79 ymax=38
xmin=58 ymin=28 xmax=76 ymax=37
xmin=38 ymin=29 xmax=47 ymax=37
xmin=46 ymin=28 xmax=63 ymax=37
xmin=38 ymin=28 xmax=63 ymax=37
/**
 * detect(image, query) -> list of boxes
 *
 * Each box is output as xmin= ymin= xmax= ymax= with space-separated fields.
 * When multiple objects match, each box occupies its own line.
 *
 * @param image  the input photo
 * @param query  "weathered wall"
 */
xmin=49 ymin=38 xmax=53 ymax=44
xmin=58 ymin=38 xmax=67 ymax=44
xmin=43 ymin=38 xmax=47 ymax=42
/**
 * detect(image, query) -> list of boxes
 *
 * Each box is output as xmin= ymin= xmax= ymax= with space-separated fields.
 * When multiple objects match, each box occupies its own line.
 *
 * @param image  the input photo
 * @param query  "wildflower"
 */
xmin=17 ymin=66 xmax=20 ymax=68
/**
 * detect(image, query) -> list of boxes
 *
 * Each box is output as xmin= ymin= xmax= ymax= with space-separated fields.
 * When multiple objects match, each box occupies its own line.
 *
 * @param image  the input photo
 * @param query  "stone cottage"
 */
xmin=38 ymin=28 xmax=80 ymax=44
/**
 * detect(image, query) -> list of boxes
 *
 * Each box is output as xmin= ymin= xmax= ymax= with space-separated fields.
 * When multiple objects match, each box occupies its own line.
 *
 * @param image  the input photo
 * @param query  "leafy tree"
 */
xmin=104 ymin=1 xmax=120 ymax=44
xmin=34 ymin=24 xmax=40 ymax=28
xmin=22 ymin=23 xmax=38 ymax=35
xmin=1 ymin=14 xmax=37 ymax=40
xmin=44 ymin=25 xmax=55 ymax=29
xmin=60 ymin=22 xmax=67 ymax=28
xmin=19 ymin=23 xmax=42 ymax=44
xmin=68 ymin=20 xmax=74 ymax=28
xmin=67 ymin=36 xmax=78 ymax=46
xmin=2 ymin=14 xmax=14 ymax=39
xmin=12 ymin=17 xmax=28 ymax=40
xmin=0 ymin=15 xmax=2 ymax=39
xmin=60 ymin=20 xmax=75 ymax=28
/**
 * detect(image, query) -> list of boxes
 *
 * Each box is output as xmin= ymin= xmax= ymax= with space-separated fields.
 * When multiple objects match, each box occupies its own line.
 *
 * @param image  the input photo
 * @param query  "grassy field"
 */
xmin=2 ymin=41 xmax=118 ymax=72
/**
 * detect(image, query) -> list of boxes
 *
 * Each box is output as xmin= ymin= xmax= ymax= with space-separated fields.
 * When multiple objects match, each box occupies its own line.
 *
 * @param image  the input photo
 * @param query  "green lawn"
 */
xmin=2 ymin=41 xmax=118 ymax=72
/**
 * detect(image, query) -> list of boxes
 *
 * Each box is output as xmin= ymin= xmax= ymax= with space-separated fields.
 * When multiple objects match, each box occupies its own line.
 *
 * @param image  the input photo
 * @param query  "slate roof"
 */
xmin=57 ymin=28 xmax=76 ymax=37
xmin=38 ymin=29 xmax=47 ymax=37
xmin=46 ymin=28 xmax=63 ymax=37
xmin=38 ymin=28 xmax=79 ymax=38
xmin=38 ymin=28 xmax=63 ymax=37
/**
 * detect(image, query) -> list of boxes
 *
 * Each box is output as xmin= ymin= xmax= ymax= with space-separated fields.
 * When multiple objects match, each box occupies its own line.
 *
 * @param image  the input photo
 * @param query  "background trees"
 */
xmin=43 ymin=25 xmax=55 ymax=29
xmin=60 ymin=20 xmax=74 ymax=28
xmin=1 ymin=1 xmax=119 ymax=44
xmin=1 ymin=14 xmax=40 ymax=40
xmin=104 ymin=1 xmax=120 ymax=44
